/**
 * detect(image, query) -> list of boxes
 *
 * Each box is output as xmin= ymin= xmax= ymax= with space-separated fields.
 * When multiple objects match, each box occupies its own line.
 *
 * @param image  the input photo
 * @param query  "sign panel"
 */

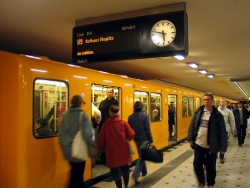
xmin=72 ymin=17 xmax=143 ymax=63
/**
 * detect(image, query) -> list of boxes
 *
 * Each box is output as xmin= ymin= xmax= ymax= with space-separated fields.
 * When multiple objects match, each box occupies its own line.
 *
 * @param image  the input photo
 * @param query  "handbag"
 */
xmin=72 ymin=129 xmax=89 ymax=161
xmin=127 ymin=140 xmax=135 ymax=155
xmin=71 ymin=111 xmax=97 ymax=160
xmin=141 ymin=144 xmax=163 ymax=163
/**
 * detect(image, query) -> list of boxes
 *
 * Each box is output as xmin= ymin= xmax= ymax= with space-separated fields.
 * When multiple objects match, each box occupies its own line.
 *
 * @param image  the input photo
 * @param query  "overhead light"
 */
xmin=174 ymin=55 xmax=185 ymax=60
xmin=207 ymin=74 xmax=214 ymax=78
xmin=198 ymin=69 xmax=207 ymax=74
xmin=187 ymin=62 xmax=199 ymax=68
xmin=234 ymin=82 xmax=249 ymax=98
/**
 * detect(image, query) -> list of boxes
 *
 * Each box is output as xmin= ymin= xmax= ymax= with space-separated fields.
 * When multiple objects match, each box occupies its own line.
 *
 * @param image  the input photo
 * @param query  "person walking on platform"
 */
xmin=233 ymin=101 xmax=250 ymax=147
xmin=128 ymin=101 xmax=153 ymax=185
xmin=187 ymin=92 xmax=227 ymax=188
xmin=98 ymin=105 xmax=135 ymax=188
xmin=217 ymin=98 xmax=235 ymax=163
xmin=97 ymin=88 xmax=118 ymax=164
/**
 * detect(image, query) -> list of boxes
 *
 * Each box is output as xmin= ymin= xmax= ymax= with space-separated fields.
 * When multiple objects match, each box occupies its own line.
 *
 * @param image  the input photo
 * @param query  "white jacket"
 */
xmin=218 ymin=106 xmax=235 ymax=133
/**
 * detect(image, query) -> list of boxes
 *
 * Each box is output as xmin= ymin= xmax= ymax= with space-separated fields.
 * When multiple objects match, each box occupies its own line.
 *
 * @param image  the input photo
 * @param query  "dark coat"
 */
xmin=233 ymin=107 xmax=250 ymax=129
xmin=128 ymin=111 xmax=153 ymax=143
xmin=168 ymin=109 xmax=175 ymax=126
xmin=98 ymin=116 xmax=135 ymax=168
xmin=187 ymin=105 xmax=227 ymax=154
xmin=98 ymin=97 xmax=118 ymax=132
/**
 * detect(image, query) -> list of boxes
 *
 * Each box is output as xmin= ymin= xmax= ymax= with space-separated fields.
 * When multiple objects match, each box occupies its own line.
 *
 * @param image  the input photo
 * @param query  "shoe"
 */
xmin=220 ymin=158 xmax=224 ymax=163
xmin=142 ymin=173 xmax=147 ymax=176
xmin=197 ymin=184 xmax=205 ymax=188
xmin=135 ymin=178 xmax=140 ymax=185
xmin=239 ymin=144 xmax=242 ymax=147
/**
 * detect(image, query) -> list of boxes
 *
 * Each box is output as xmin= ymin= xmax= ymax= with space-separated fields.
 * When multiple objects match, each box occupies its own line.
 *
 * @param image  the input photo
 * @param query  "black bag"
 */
xmin=141 ymin=144 xmax=163 ymax=163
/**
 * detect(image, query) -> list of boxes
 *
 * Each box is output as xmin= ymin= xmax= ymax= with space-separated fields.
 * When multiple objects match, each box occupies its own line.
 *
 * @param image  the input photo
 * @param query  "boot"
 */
xmin=123 ymin=174 xmax=129 ymax=188
xmin=115 ymin=178 xmax=122 ymax=188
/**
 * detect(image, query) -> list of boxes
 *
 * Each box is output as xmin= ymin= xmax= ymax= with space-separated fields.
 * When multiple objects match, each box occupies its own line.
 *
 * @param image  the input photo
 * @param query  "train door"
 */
xmin=168 ymin=94 xmax=177 ymax=143
xmin=90 ymin=84 xmax=121 ymax=177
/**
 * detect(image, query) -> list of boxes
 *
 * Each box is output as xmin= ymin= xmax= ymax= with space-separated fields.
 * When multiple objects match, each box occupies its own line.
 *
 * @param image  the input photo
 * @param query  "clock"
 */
xmin=151 ymin=20 xmax=176 ymax=47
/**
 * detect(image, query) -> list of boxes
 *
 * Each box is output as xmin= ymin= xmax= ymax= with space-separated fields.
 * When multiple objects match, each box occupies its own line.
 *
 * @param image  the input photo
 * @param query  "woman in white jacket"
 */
xmin=218 ymin=98 xmax=235 ymax=163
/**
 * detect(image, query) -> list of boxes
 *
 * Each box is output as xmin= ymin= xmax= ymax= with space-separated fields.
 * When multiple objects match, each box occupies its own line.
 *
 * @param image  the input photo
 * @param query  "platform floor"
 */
xmin=90 ymin=134 xmax=250 ymax=188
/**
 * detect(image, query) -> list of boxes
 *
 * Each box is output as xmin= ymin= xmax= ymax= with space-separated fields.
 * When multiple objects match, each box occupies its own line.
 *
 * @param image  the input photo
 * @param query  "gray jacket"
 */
xmin=59 ymin=107 xmax=94 ymax=162
xmin=187 ymin=105 xmax=227 ymax=154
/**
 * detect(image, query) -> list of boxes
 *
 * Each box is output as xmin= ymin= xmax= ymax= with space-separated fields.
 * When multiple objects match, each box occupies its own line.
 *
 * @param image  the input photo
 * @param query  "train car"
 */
xmin=0 ymin=50 xmax=234 ymax=188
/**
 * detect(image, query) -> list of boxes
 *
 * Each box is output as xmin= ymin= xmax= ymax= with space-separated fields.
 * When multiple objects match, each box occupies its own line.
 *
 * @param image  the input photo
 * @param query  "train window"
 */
xmin=188 ymin=97 xmax=194 ymax=116
xmin=33 ymin=79 xmax=68 ymax=138
xmin=150 ymin=93 xmax=162 ymax=122
xmin=134 ymin=91 xmax=149 ymax=114
xmin=182 ymin=96 xmax=189 ymax=117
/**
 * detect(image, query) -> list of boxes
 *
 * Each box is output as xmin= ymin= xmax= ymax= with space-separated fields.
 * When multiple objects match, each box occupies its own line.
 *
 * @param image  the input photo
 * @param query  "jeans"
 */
xmin=132 ymin=141 xmax=148 ymax=179
xmin=193 ymin=144 xmax=217 ymax=186
xmin=237 ymin=125 xmax=246 ymax=145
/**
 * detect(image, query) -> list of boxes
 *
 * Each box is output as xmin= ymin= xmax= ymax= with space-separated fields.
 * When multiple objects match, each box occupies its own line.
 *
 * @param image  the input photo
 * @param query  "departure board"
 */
xmin=72 ymin=11 xmax=188 ymax=63
xmin=72 ymin=17 xmax=143 ymax=63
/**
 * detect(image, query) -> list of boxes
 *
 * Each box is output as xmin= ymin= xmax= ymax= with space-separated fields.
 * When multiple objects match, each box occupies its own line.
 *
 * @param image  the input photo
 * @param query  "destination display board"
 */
xmin=72 ymin=11 xmax=188 ymax=63
xmin=72 ymin=17 xmax=143 ymax=63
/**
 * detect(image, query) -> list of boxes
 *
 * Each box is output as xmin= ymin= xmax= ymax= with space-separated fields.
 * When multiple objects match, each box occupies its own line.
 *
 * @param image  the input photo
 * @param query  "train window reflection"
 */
xmin=134 ymin=90 xmax=149 ymax=114
xmin=188 ymin=97 xmax=194 ymax=116
xmin=33 ymin=79 xmax=68 ymax=138
xmin=182 ymin=96 xmax=189 ymax=117
xmin=150 ymin=93 xmax=162 ymax=122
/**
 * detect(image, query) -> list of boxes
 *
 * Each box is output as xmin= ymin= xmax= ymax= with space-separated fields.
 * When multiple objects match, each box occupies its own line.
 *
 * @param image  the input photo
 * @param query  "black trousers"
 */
xmin=193 ymin=144 xmax=217 ymax=186
xmin=237 ymin=125 xmax=246 ymax=145
xmin=69 ymin=161 xmax=86 ymax=188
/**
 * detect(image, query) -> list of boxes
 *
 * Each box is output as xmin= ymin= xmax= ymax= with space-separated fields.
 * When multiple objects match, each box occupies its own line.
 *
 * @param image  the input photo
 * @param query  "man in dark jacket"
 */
xmin=233 ymin=101 xmax=250 ymax=146
xmin=187 ymin=92 xmax=227 ymax=188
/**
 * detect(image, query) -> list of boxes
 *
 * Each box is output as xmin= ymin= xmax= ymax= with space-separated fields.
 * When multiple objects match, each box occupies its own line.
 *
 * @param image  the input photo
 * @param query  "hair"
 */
xmin=106 ymin=88 xmax=114 ymax=92
xmin=153 ymin=109 xmax=158 ymax=113
xmin=134 ymin=101 xmax=143 ymax=112
xmin=37 ymin=118 xmax=48 ymax=127
xmin=109 ymin=105 xmax=120 ymax=114
xmin=203 ymin=92 xmax=214 ymax=100
xmin=70 ymin=95 xmax=83 ymax=107
xmin=238 ymin=101 xmax=244 ymax=104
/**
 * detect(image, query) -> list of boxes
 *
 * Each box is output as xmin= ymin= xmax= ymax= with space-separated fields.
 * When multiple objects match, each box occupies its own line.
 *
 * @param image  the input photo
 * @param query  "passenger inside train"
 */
xmin=35 ymin=118 xmax=53 ymax=137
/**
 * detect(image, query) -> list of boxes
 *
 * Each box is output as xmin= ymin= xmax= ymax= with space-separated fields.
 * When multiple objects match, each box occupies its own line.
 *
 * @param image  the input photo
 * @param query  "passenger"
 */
xmin=217 ymin=98 xmax=235 ymax=163
xmin=152 ymin=109 xmax=160 ymax=121
xmin=225 ymin=100 xmax=232 ymax=110
xmin=91 ymin=103 xmax=102 ymax=167
xmin=233 ymin=101 xmax=250 ymax=147
xmin=187 ymin=92 xmax=227 ymax=188
xmin=97 ymin=88 xmax=118 ymax=164
xmin=98 ymin=105 xmax=135 ymax=188
xmin=168 ymin=105 xmax=175 ymax=139
xmin=128 ymin=101 xmax=153 ymax=185
xmin=35 ymin=118 xmax=53 ymax=137
xmin=45 ymin=95 xmax=66 ymax=132
xmin=59 ymin=95 xmax=95 ymax=188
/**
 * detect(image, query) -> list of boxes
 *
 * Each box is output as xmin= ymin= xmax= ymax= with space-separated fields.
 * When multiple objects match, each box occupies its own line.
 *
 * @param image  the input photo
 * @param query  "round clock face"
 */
xmin=151 ymin=20 xmax=176 ymax=47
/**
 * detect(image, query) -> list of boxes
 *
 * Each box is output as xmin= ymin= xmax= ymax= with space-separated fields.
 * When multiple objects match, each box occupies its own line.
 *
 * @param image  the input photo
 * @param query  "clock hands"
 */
xmin=152 ymin=30 xmax=166 ymax=41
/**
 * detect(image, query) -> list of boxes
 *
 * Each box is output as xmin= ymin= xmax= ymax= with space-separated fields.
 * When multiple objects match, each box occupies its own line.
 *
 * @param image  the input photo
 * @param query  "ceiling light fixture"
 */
xmin=198 ymin=69 xmax=207 ymax=74
xmin=233 ymin=82 xmax=249 ymax=98
xmin=207 ymin=74 xmax=214 ymax=78
xmin=187 ymin=62 xmax=199 ymax=68
xmin=174 ymin=55 xmax=185 ymax=60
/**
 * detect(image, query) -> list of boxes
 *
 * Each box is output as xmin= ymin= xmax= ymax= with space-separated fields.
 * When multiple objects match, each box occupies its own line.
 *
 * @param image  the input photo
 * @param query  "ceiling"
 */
xmin=1 ymin=0 xmax=250 ymax=101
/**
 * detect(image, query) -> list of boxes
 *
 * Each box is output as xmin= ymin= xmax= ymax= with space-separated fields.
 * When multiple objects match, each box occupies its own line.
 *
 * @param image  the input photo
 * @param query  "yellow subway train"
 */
xmin=0 ymin=50 xmax=234 ymax=188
